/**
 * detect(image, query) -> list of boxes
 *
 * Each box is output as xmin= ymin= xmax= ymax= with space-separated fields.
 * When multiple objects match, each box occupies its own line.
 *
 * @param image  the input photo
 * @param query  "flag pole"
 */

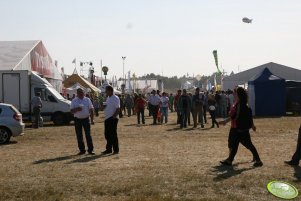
xmin=100 ymin=60 xmax=103 ymax=86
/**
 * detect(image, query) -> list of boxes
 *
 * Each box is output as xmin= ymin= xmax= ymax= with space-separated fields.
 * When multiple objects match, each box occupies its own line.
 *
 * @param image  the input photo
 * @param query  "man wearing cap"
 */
xmin=149 ymin=90 xmax=161 ymax=125
xmin=71 ymin=88 xmax=95 ymax=155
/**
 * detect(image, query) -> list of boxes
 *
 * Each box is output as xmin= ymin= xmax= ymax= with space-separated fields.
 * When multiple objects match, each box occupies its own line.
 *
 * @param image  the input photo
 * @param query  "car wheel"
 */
xmin=0 ymin=127 xmax=11 ymax=144
xmin=53 ymin=113 xmax=65 ymax=125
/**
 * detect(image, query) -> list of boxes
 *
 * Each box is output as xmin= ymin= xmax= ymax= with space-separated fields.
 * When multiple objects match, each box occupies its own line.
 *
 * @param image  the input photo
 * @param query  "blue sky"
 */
xmin=1 ymin=0 xmax=301 ymax=78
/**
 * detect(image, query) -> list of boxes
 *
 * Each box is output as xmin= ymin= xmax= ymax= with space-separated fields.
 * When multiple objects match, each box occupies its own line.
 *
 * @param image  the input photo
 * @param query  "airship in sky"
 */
xmin=242 ymin=17 xmax=253 ymax=23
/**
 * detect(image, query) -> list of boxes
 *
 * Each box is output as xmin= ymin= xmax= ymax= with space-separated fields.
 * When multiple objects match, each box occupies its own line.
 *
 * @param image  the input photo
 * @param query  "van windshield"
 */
xmin=47 ymin=87 xmax=65 ymax=100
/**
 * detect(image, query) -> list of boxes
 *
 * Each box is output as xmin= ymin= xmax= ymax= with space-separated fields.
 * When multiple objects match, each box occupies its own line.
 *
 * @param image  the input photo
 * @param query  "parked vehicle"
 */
xmin=0 ymin=70 xmax=72 ymax=125
xmin=0 ymin=103 xmax=25 ymax=144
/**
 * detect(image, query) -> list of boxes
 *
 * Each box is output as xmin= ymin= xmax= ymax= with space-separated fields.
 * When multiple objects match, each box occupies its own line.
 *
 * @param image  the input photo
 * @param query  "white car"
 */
xmin=0 ymin=103 xmax=25 ymax=144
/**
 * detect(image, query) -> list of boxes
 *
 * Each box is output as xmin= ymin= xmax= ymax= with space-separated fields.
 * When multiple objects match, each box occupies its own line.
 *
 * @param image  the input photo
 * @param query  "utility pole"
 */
xmin=122 ymin=56 xmax=126 ymax=84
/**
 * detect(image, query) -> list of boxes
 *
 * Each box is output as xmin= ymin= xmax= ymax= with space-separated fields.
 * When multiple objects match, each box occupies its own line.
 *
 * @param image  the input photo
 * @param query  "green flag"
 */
xmin=213 ymin=50 xmax=221 ymax=74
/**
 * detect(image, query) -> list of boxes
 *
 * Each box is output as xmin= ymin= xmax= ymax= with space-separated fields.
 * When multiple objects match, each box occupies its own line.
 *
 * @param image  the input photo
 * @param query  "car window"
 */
xmin=0 ymin=108 xmax=2 ymax=115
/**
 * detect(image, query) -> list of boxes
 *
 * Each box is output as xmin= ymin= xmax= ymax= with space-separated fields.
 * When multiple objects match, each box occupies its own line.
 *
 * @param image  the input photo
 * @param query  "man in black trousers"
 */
xmin=70 ymin=88 xmax=95 ymax=155
xmin=101 ymin=86 xmax=120 ymax=155
xmin=285 ymin=125 xmax=301 ymax=166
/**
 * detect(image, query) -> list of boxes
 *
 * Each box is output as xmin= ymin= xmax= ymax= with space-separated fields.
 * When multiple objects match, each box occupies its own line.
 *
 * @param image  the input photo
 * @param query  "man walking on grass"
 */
xmin=149 ymin=90 xmax=161 ymax=125
xmin=174 ymin=90 xmax=182 ymax=124
xmin=192 ymin=88 xmax=204 ymax=128
xmin=178 ymin=89 xmax=192 ymax=128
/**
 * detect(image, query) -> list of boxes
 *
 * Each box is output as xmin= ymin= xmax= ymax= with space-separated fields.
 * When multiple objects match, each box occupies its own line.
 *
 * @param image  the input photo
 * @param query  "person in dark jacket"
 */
xmin=31 ymin=92 xmax=43 ymax=128
xmin=124 ymin=94 xmax=134 ymax=117
xmin=118 ymin=94 xmax=124 ymax=118
xmin=178 ymin=89 xmax=192 ymax=128
xmin=219 ymin=87 xmax=263 ymax=167
xmin=174 ymin=90 xmax=182 ymax=124
xmin=191 ymin=88 xmax=204 ymax=128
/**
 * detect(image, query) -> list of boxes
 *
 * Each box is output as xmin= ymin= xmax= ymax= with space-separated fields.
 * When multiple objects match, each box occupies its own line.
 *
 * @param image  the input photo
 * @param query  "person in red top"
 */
xmin=135 ymin=94 xmax=147 ymax=124
xmin=174 ymin=90 xmax=182 ymax=124
xmin=219 ymin=87 xmax=263 ymax=167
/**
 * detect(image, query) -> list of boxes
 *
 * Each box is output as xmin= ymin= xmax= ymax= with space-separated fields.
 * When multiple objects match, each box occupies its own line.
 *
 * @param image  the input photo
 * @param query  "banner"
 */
xmin=30 ymin=41 xmax=62 ymax=80
xmin=212 ymin=50 xmax=221 ymax=74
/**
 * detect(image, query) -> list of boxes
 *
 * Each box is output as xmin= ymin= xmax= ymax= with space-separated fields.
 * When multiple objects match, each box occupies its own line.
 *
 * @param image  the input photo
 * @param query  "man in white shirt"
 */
xmin=102 ymin=85 xmax=120 ymax=155
xmin=149 ymin=90 xmax=161 ymax=125
xmin=70 ymin=88 xmax=95 ymax=155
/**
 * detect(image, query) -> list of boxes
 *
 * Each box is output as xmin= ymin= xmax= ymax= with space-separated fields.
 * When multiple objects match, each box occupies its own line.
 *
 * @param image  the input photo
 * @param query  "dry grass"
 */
xmin=0 ymin=112 xmax=300 ymax=201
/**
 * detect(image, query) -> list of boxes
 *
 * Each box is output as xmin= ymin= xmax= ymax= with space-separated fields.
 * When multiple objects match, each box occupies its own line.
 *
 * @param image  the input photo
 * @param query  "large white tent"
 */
xmin=0 ymin=40 xmax=63 ymax=91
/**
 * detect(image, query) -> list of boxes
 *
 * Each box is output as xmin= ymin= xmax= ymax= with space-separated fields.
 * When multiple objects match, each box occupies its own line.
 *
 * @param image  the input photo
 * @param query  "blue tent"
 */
xmin=248 ymin=68 xmax=286 ymax=116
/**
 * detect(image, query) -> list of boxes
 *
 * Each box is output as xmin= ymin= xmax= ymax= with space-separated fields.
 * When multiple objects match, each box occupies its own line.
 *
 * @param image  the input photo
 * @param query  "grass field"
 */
xmin=0 ymin=112 xmax=300 ymax=201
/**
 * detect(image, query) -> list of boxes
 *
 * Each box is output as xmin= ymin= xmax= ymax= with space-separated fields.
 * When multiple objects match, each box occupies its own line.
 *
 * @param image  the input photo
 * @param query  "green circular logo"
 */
xmin=267 ymin=181 xmax=298 ymax=199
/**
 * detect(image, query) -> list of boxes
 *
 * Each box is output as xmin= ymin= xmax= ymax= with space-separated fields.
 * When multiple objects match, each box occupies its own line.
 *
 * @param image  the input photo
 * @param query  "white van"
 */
xmin=0 ymin=70 xmax=72 ymax=125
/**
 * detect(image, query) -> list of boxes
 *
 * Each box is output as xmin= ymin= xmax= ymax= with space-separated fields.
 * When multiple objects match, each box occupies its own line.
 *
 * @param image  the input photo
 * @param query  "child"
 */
xmin=208 ymin=95 xmax=219 ymax=128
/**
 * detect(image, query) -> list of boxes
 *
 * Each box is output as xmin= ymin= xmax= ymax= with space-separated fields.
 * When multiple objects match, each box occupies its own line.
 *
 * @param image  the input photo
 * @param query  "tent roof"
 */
xmin=224 ymin=62 xmax=301 ymax=82
xmin=249 ymin=68 xmax=284 ymax=83
xmin=0 ymin=40 xmax=40 ymax=70
xmin=66 ymin=82 xmax=85 ymax=90
xmin=63 ymin=74 xmax=99 ymax=93
xmin=117 ymin=79 xmax=158 ymax=90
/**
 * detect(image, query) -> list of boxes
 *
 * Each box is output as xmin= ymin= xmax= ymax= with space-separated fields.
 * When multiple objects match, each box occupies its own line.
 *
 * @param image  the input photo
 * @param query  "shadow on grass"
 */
xmin=25 ymin=124 xmax=74 ymax=128
xmin=33 ymin=155 xmax=76 ymax=164
xmin=168 ymin=123 xmax=179 ymax=126
xmin=124 ymin=123 xmax=139 ymax=127
xmin=0 ymin=141 xmax=18 ymax=146
xmin=166 ymin=127 xmax=214 ymax=132
xmin=184 ymin=128 xmax=195 ymax=131
xmin=136 ymin=124 xmax=148 ymax=127
xmin=211 ymin=164 xmax=255 ymax=181
xmin=67 ymin=153 xmax=115 ymax=164
xmin=201 ymin=127 xmax=214 ymax=131
xmin=166 ymin=127 xmax=183 ymax=131
xmin=41 ymin=124 xmax=74 ymax=128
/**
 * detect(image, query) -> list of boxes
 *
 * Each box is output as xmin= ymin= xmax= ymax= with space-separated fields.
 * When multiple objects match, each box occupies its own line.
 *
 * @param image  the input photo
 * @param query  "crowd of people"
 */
xmin=67 ymin=86 xmax=301 ymax=168
xmin=114 ymin=88 xmax=237 ymax=130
